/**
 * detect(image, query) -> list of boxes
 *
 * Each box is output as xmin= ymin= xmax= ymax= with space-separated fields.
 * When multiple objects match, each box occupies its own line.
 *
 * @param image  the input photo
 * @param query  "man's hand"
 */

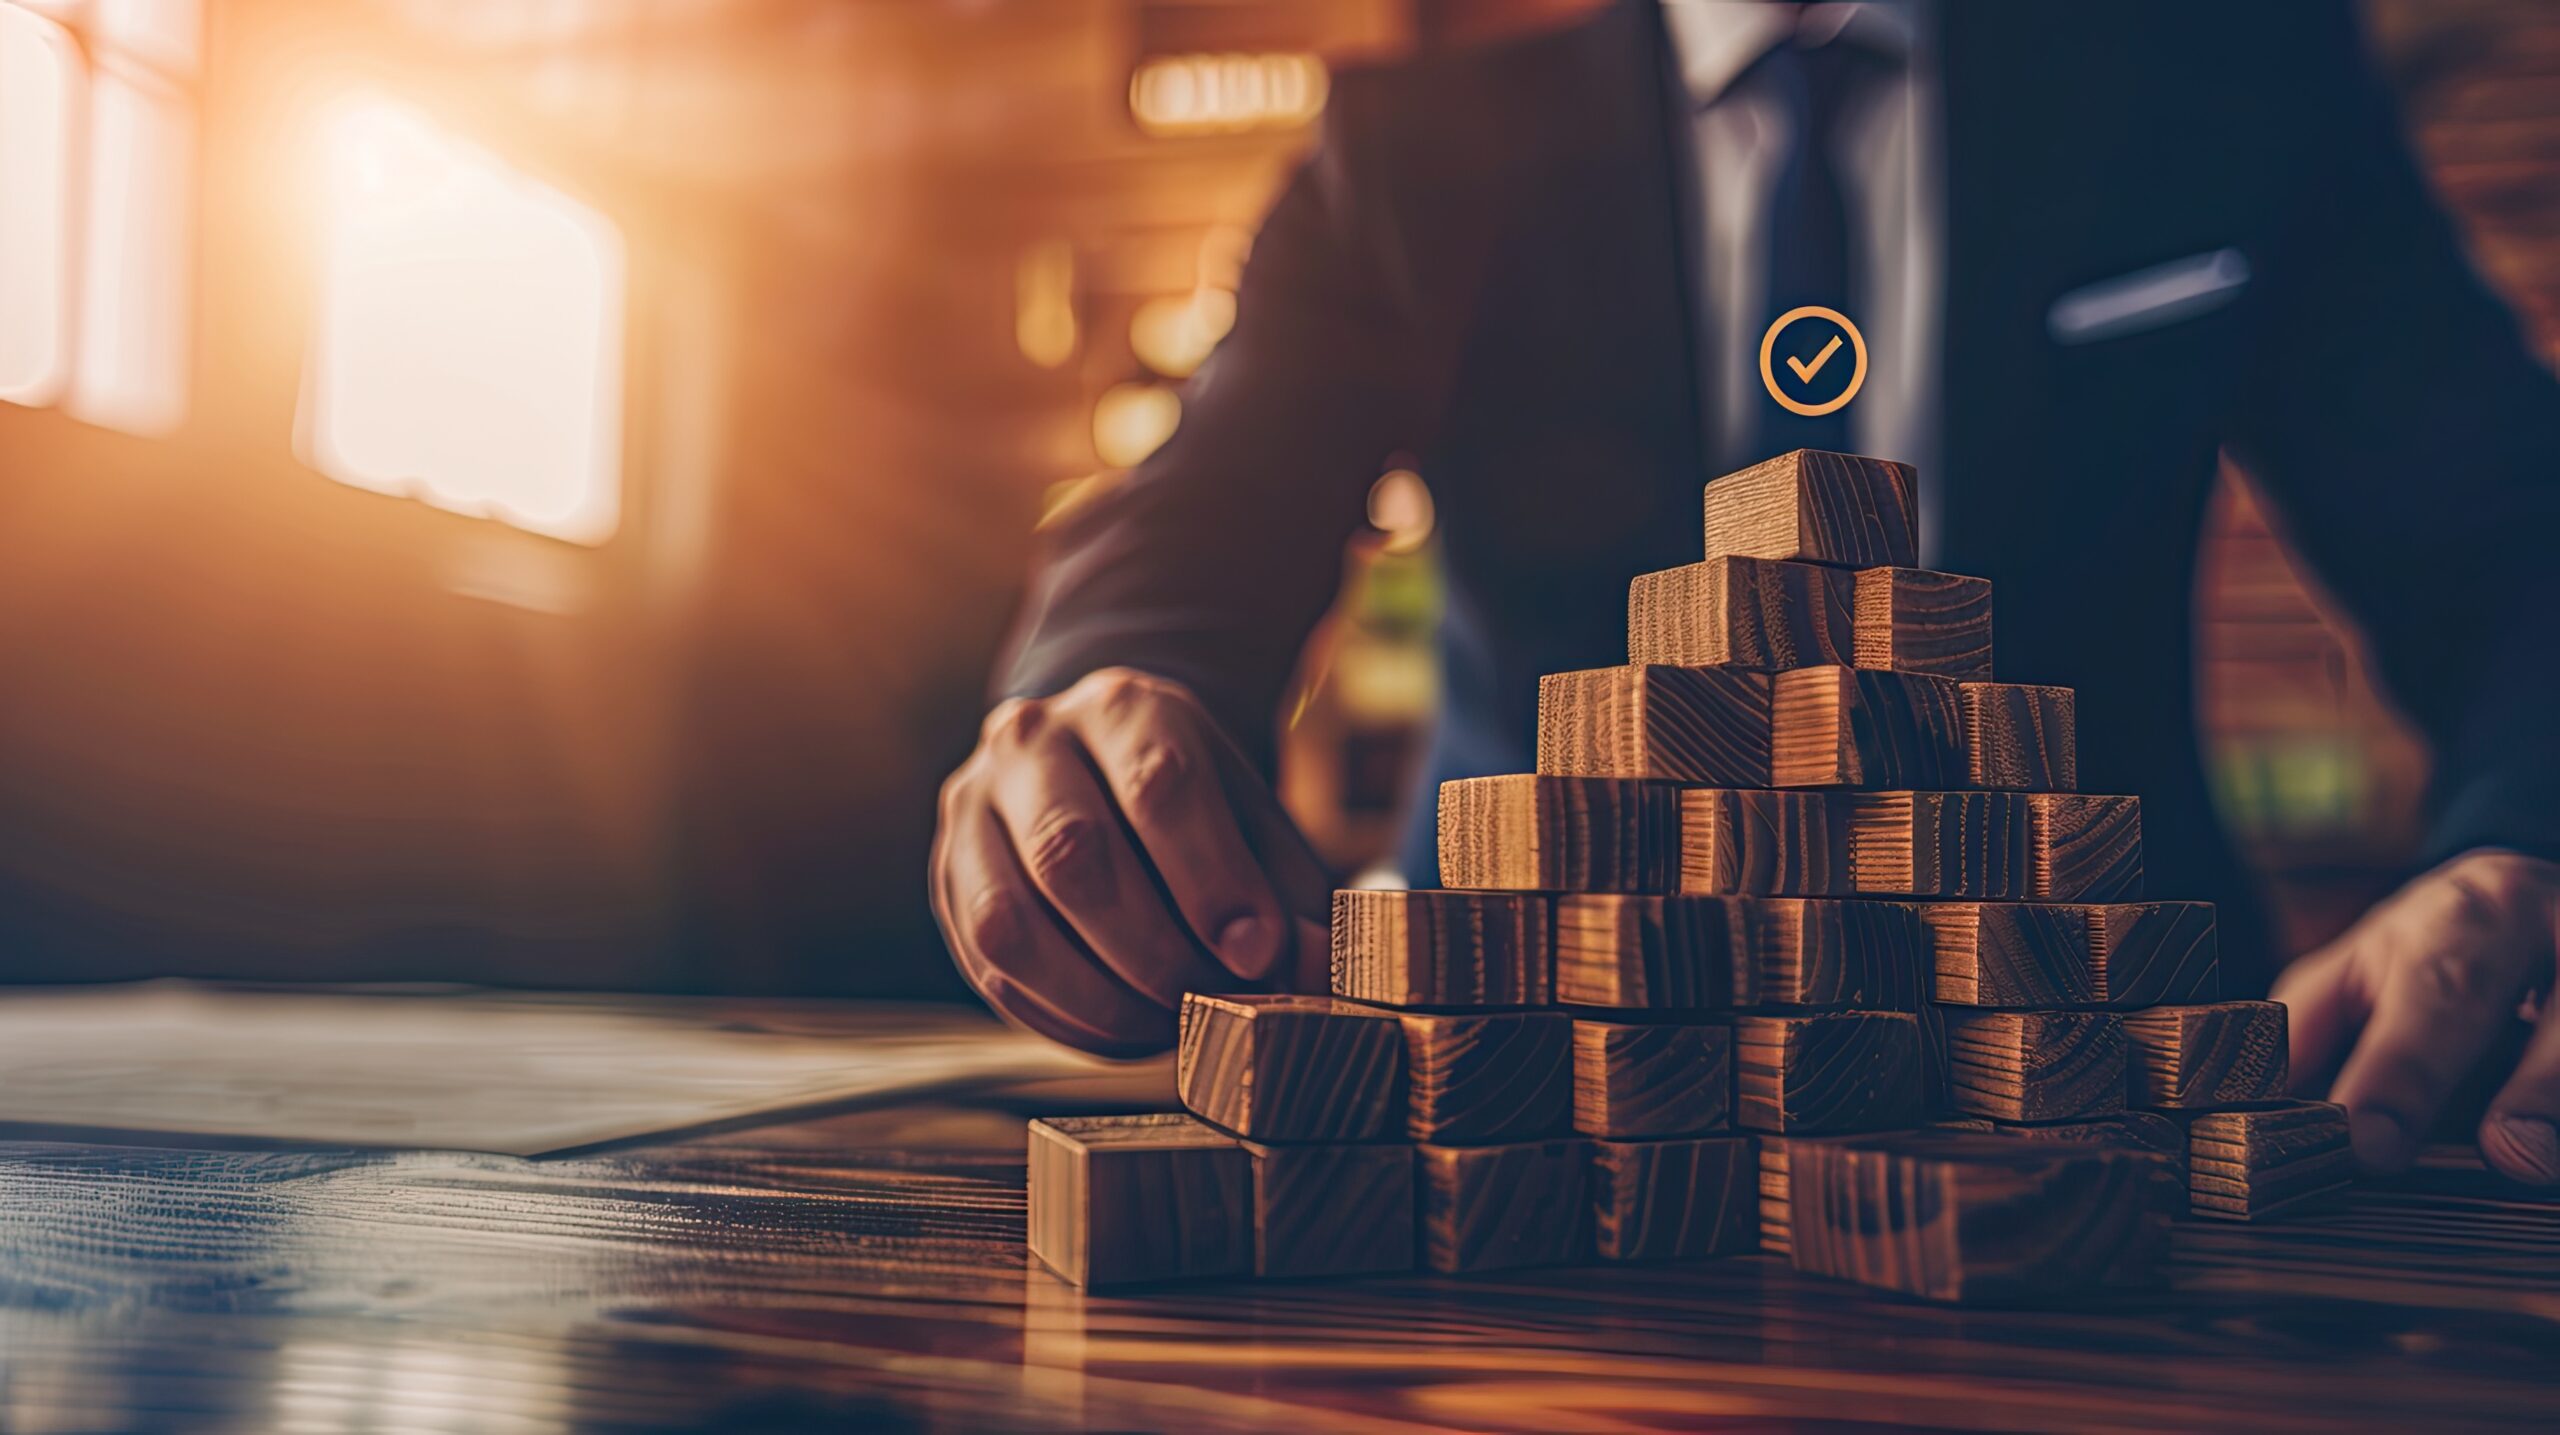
xmin=2274 ymin=849 xmax=2560 ymax=1183
xmin=930 ymin=668 xmax=1332 ymax=1058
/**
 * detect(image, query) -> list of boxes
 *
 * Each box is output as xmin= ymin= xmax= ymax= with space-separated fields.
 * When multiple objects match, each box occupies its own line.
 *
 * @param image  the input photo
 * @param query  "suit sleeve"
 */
xmin=992 ymin=82 xmax=1435 ymax=771
xmin=2226 ymin=4 xmax=2560 ymax=866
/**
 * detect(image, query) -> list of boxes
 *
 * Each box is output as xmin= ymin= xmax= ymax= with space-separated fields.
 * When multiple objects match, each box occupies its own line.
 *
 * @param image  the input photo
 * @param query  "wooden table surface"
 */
xmin=0 ymin=1022 xmax=2554 ymax=1432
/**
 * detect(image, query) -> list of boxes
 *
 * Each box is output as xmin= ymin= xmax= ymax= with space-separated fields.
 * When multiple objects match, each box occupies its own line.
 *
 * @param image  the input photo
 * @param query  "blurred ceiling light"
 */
xmin=299 ymin=98 xmax=626 ymax=546
xmin=1091 ymin=381 xmax=1179 ymax=469
xmin=1015 ymin=238 xmax=1078 ymax=369
xmin=0 ymin=4 xmax=77 ymax=408
xmin=1129 ymin=52 xmax=1327 ymax=138
xmin=1 ymin=0 xmax=195 ymax=432
xmin=1128 ymin=286 xmax=1234 ymax=379
xmin=1366 ymin=468 xmax=1435 ymax=554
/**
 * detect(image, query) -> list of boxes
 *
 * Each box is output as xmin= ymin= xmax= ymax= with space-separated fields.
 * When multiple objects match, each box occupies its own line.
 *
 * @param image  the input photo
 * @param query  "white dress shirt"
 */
xmin=1660 ymin=0 xmax=1944 ymax=559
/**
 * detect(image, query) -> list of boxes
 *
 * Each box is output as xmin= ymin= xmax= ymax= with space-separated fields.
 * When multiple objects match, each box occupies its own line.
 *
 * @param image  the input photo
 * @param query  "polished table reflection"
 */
xmin=0 ymin=1000 xmax=2554 ymax=1432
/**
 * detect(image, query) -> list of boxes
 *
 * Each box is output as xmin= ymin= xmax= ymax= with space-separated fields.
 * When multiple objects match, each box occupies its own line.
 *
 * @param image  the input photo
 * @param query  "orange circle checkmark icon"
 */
xmin=1759 ymin=306 xmax=1868 ymax=418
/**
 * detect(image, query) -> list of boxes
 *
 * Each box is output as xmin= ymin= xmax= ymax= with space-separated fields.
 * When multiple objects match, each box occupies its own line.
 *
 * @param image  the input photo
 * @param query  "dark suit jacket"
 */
xmin=997 ymin=0 xmax=2560 ymax=992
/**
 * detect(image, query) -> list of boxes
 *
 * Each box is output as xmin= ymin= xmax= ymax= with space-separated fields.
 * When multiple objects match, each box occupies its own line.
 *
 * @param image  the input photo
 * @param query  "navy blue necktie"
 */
xmin=1747 ymin=39 xmax=1868 ymax=462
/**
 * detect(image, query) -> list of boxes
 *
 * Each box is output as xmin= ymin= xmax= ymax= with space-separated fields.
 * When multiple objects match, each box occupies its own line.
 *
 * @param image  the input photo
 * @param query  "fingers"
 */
xmin=982 ymin=701 xmax=1233 ymax=1011
xmin=1068 ymin=674 xmax=1292 ymax=982
xmin=934 ymin=799 xmax=1169 ymax=1058
xmin=2481 ymin=1004 xmax=2560 ymax=1186
xmin=2324 ymin=873 xmax=2538 ymax=1175
xmin=2271 ymin=942 xmax=2365 ymax=1096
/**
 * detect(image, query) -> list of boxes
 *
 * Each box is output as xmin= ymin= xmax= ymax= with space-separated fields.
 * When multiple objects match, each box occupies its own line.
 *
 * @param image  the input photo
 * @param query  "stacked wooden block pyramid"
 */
xmin=1027 ymin=450 xmax=2352 ymax=1301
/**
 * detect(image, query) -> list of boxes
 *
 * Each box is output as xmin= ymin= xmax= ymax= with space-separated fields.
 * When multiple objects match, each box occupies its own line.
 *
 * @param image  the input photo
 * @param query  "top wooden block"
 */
xmin=1703 ymin=450 xmax=1919 ymax=569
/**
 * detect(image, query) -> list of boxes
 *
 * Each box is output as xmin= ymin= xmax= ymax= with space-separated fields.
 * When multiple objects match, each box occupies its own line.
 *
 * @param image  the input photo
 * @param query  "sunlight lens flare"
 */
xmin=300 ymin=98 xmax=625 ymax=546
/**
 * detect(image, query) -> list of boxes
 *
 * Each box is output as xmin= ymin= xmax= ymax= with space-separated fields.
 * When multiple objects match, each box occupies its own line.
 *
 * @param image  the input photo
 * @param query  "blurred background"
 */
xmin=0 ymin=0 xmax=2547 ymax=1000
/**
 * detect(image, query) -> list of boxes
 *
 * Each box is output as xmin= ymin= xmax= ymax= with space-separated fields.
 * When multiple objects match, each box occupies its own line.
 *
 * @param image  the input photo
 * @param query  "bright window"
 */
xmin=0 ymin=0 xmax=195 ymax=433
xmin=299 ymin=99 xmax=626 ymax=546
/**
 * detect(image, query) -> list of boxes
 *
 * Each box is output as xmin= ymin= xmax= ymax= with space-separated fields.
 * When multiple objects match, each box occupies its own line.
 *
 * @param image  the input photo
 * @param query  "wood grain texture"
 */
xmin=1853 ymin=567 xmax=1993 ymax=680
xmin=1989 ymin=1111 xmax=2190 ymax=1190
xmin=2024 ymin=794 xmax=2145 ymax=901
xmin=1758 ymin=1136 xmax=1796 ymax=1253
xmin=1761 ymin=1135 xmax=1802 ymax=1248
xmin=1846 ymin=790 xmax=2032 ymax=899
xmin=17 ymin=989 xmax=2560 ymax=1435
xmin=1677 ymin=788 xmax=1852 ymax=896
xmin=2085 ymin=901 xmax=2220 ymax=1007
xmin=1627 ymin=556 xmax=1855 ymax=669
xmin=1737 ymin=897 xmax=1929 ymax=1011
xmin=11 ymin=1095 xmax=2558 ymax=1433
xmin=1787 ymin=1132 xmax=2177 ymax=1303
xmin=1399 ymin=1010 xmax=1573 ymax=1144
xmin=1536 ymin=665 xmax=1773 ymax=785
xmin=1417 ymin=1139 xmax=1591 ymax=1273
xmin=1961 ymin=682 xmax=2079 ymax=791
xmin=1771 ymin=668 xmax=1966 ymax=788
xmin=1572 ymin=1019 xmax=1732 ymax=1138
xmin=1175 ymin=995 xmax=1405 ymax=1142
xmin=1922 ymin=902 xmax=2096 ymax=1006
xmin=1734 ymin=1012 xmax=1927 ymax=1133
xmin=1242 ymin=1140 xmax=1415 ymax=1278
xmin=1701 ymin=449 xmax=1919 ymax=569
xmin=1555 ymin=894 xmax=1751 ymax=1008
xmin=1589 ymin=1135 xmax=1757 ymax=1261
xmin=1329 ymin=890 xmax=1553 ymax=1008
xmin=1437 ymin=775 xmax=1677 ymax=892
xmin=2183 ymin=1100 xmax=2353 ymax=1220
xmin=2121 ymin=1002 xmax=2290 ymax=1110
xmin=1918 ymin=1003 xmax=1953 ymax=1115
xmin=1026 ymin=1114 xmax=1250 ymax=1288
xmin=1943 ymin=1012 xmax=2128 ymax=1123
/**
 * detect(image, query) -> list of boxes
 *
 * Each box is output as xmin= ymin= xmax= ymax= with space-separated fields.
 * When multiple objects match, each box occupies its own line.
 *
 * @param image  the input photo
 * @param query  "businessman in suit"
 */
xmin=931 ymin=1 xmax=2560 ymax=1183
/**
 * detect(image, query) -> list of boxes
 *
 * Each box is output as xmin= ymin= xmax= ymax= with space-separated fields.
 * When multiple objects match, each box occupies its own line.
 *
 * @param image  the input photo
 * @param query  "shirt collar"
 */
xmin=1659 ymin=1 xmax=1918 ymax=108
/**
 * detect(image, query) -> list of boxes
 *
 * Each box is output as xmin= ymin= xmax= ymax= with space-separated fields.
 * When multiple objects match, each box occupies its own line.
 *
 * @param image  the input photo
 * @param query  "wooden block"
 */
xmin=1733 ymin=1012 xmax=1926 ymax=1133
xmin=1735 ymin=898 xmax=1928 ymax=1011
xmin=1536 ymin=665 xmax=1772 ymax=785
xmin=1676 ymin=788 xmax=1852 ymax=897
xmin=1400 ymin=1010 xmax=1573 ymax=1144
xmin=1770 ymin=668 xmax=1965 ymax=788
xmin=1243 ymin=1141 xmax=1415 ymax=1278
xmin=2023 ymin=794 xmax=2143 ymax=901
xmin=1787 ymin=1132 xmax=2176 ymax=1303
xmin=1701 ymin=449 xmax=1919 ymax=569
xmin=1627 ymin=556 xmax=1854 ymax=669
xmin=1572 ymin=1019 xmax=1731 ymax=1137
xmin=1437 ymin=775 xmax=1677 ymax=892
xmin=1555 ymin=894 xmax=1751 ymax=1008
xmin=1176 ymin=994 xmax=1406 ymax=1142
xmin=1853 ymin=567 xmax=1993 ymax=681
xmin=2121 ymin=1002 xmax=2289 ymax=1110
xmin=1589 ymin=1135 xmax=1757 ymax=1261
xmin=2085 ymin=902 xmax=2219 ymax=1007
xmin=1330 ymin=890 xmax=1553 ymax=1008
xmin=1944 ymin=1011 xmax=2127 ymax=1122
xmin=1026 ymin=1115 xmax=1250 ymax=1289
xmin=1961 ymin=682 xmax=2078 ymax=791
xmin=1921 ymin=902 xmax=2096 ymax=1006
xmin=1988 ymin=1111 xmax=2189 ymax=1190
xmin=1846 ymin=791 xmax=2032 ymax=898
xmin=1418 ymin=1139 xmax=1591 ymax=1273
xmin=2183 ymin=1100 xmax=2352 ymax=1220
